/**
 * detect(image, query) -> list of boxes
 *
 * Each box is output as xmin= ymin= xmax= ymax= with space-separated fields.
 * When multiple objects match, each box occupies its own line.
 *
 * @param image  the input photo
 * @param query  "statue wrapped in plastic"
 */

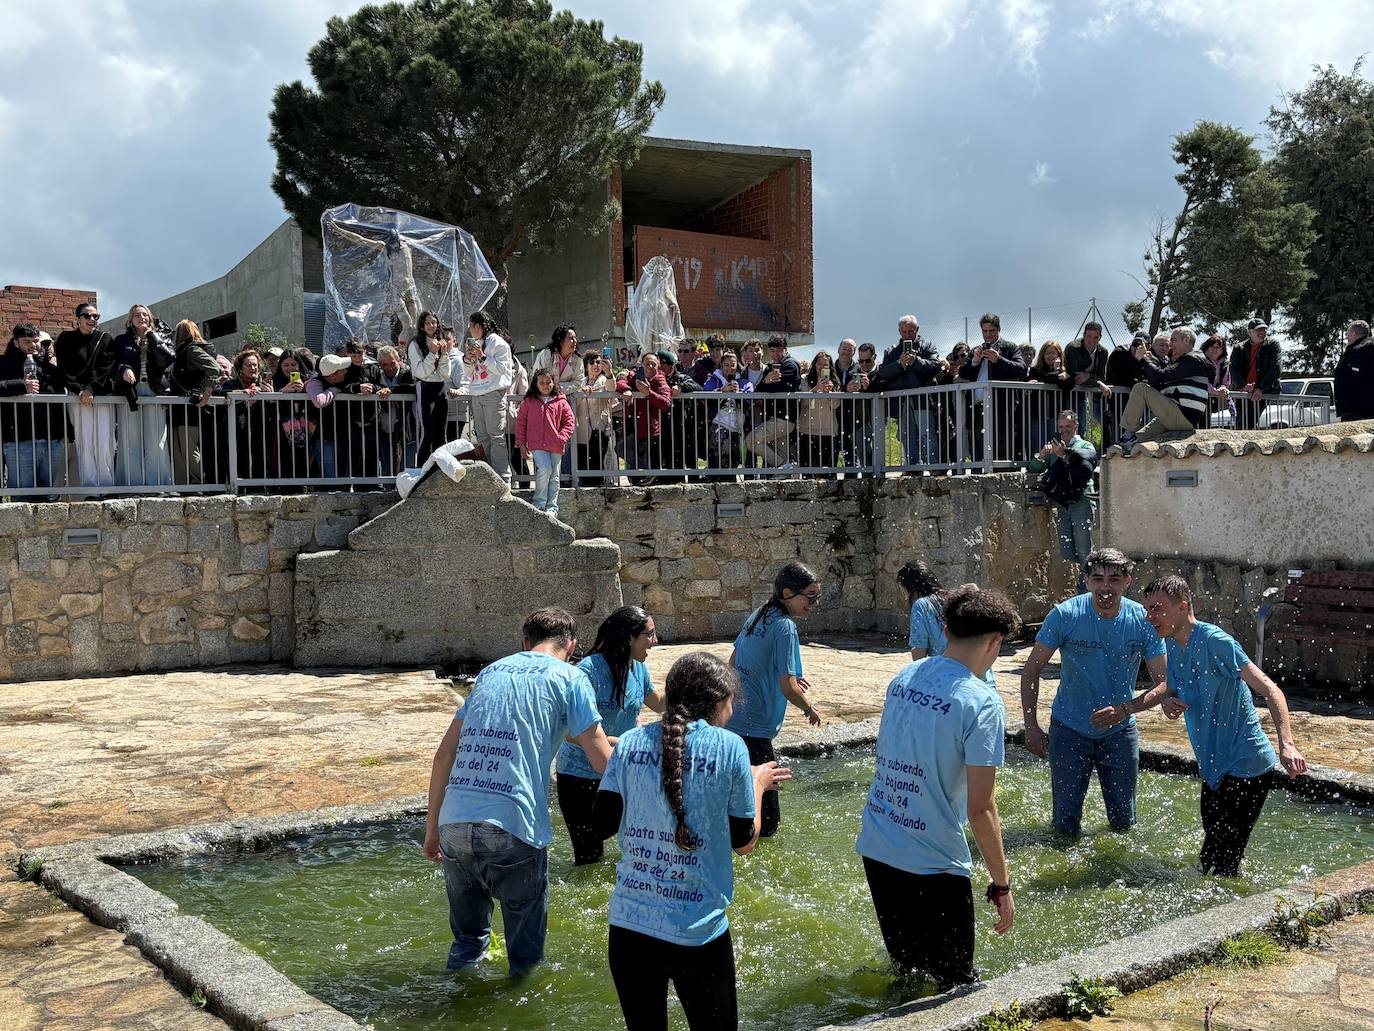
xmin=320 ymin=203 xmax=498 ymax=352
xmin=625 ymin=255 xmax=685 ymax=357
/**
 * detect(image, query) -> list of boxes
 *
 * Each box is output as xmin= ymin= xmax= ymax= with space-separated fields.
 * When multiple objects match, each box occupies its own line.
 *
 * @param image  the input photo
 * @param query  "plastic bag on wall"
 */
xmin=320 ymin=203 xmax=498 ymax=353
xmin=624 ymin=255 xmax=685 ymax=357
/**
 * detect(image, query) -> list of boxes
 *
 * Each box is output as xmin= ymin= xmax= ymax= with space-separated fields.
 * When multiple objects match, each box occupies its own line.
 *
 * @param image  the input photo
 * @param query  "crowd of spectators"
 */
xmin=3 ymin=301 xmax=1370 ymax=502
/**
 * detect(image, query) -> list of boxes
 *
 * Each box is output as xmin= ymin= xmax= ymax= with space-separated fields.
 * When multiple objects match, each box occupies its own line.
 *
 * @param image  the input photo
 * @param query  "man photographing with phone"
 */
xmin=871 ymin=314 xmax=945 ymax=467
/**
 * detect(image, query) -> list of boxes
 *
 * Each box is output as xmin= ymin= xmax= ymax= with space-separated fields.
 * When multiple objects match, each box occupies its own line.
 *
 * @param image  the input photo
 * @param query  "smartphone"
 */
xmin=602 ymin=345 xmax=613 ymax=358
xmin=819 ymin=369 xmax=831 ymax=382
xmin=290 ymin=372 xmax=302 ymax=383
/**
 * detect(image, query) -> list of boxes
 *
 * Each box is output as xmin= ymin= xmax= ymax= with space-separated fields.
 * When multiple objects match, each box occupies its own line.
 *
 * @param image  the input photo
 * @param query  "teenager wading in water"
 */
xmin=726 ymin=562 xmax=825 ymax=837
xmin=592 ymin=652 xmax=791 ymax=1030
xmin=857 ymin=587 xmax=1017 ymax=990
xmin=1143 ymin=575 xmax=1307 ymax=877
xmin=554 ymin=607 xmax=665 ymax=865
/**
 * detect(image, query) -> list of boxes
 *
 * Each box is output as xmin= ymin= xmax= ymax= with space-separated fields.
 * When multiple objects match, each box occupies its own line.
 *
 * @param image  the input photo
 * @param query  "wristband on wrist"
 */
xmin=985 ymin=881 xmax=1011 ymax=902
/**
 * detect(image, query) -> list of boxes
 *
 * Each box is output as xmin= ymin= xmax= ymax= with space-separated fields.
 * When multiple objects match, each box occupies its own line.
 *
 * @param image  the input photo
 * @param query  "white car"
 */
xmin=1208 ymin=377 xmax=1335 ymax=429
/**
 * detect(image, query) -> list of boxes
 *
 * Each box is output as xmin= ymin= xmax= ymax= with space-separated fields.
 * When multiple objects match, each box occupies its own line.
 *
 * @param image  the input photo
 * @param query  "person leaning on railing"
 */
xmin=656 ymin=348 xmax=702 ymax=482
xmin=0 ymin=323 xmax=67 ymax=497
xmin=578 ymin=350 xmax=615 ymax=475
xmin=217 ymin=350 xmax=269 ymax=483
xmin=337 ymin=340 xmax=383 ymax=482
xmin=797 ymin=351 xmax=841 ymax=473
xmin=871 ymin=316 xmax=947 ymax=468
xmin=744 ymin=335 xmax=802 ymax=470
xmin=271 ymin=349 xmax=317 ymax=486
xmin=165 ymin=320 xmax=222 ymax=485
xmin=54 ymin=301 xmax=119 ymax=489
xmin=615 ymin=351 xmax=672 ymax=484
xmin=1201 ymin=334 xmax=1235 ymax=424
xmin=532 ymin=325 xmax=586 ymax=482
xmin=305 ymin=354 xmax=353 ymax=479
xmin=1228 ymin=318 xmax=1281 ymax=430
xmin=111 ymin=305 xmax=176 ymax=488
xmin=702 ymin=350 xmax=753 ymax=472
xmin=374 ymin=346 xmax=416 ymax=475
xmin=957 ymin=314 xmax=1029 ymax=464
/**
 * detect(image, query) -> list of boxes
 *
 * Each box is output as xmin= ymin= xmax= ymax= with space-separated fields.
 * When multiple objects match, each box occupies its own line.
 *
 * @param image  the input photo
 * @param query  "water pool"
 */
xmin=129 ymin=750 xmax=1372 ymax=1030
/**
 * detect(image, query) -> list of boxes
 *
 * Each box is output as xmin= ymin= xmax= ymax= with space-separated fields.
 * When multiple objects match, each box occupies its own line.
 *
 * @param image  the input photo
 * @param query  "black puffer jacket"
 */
xmin=1335 ymin=335 xmax=1374 ymax=422
xmin=112 ymin=330 xmax=177 ymax=393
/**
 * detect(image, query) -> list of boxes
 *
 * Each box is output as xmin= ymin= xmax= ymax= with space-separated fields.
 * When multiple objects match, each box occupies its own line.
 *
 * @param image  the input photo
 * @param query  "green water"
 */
xmin=130 ymin=750 xmax=1372 ymax=1031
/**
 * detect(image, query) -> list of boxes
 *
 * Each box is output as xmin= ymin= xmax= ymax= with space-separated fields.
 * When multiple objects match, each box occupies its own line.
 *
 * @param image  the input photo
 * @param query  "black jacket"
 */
xmin=112 ymin=330 xmax=176 ymax=394
xmin=755 ymin=354 xmax=802 ymax=422
xmin=957 ymin=340 xmax=1029 ymax=383
xmin=1039 ymin=443 xmax=1097 ymax=507
xmin=1229 ymin=339 xmax=1282 ymax=395
xmin=0 ymin=342 xmax=66 ymax=442
xmin=1335 ymin=338 xmax=1374 ymax=422
xmin=53 ymin=329 xmax=118 ymax=395
xmin=871 ymin=338 xmax=943 ymax=392
xmin=1142 ymin=350 xmax=1213 ymax=428
xmin=1064 ymin=340 xmax=1108 ymax=387
xmin=1105 ymin=346 xmax=1145 ymax=388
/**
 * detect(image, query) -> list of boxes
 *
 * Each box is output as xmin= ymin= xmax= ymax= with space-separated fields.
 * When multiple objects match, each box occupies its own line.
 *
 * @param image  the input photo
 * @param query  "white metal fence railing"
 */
xmin=0 ymin=385 xmax=1335 ymax=498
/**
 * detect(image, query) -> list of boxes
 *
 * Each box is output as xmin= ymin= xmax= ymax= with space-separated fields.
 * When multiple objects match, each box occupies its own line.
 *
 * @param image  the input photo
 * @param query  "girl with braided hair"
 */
xmin=725 ymin=561 xmax=825 ymax=837
xmin=592 ymin=652 xmax=791 ymax=1031
xmin=554 ymin=606 xmax=664 ymax=865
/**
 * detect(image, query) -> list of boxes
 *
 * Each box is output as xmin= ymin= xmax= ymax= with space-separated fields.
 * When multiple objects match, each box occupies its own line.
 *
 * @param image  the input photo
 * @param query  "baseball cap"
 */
xmin=318 ymin=354 xmax=350 ymax=376
xmin=1247 ymin=318 xmax=1268 ymax=331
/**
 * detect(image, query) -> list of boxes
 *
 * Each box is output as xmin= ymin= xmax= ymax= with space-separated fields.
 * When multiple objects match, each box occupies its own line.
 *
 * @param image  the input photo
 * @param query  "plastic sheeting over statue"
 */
xmin=320 ymin=203 xmax=498 ymax=352
xmin=625 ymin=255 xmax=685 ymax=357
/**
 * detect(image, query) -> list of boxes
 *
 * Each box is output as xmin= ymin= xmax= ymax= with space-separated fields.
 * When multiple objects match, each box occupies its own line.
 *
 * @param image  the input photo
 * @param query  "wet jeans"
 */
xmin=439 ymin=821 xmax=548 ymax=975
xmin=1048 ymin=719 xmax=1138 ymax=835
xmin=1055 ymin=498 xmax=1095 ymax=581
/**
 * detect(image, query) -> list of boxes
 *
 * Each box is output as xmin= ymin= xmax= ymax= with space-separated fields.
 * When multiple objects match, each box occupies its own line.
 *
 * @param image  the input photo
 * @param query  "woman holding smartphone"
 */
xmin=407 ymin=311 xmax=453 ymax=463
xmin=797 ymin=350 xmax=839 ymax=472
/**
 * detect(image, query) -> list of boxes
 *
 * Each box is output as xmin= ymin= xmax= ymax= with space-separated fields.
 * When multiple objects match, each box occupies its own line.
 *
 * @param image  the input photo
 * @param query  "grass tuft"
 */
xmin=1063 ymin=973 xmax=1121 ymax=1019
xmin=977 ymin=1001 xmax=1034 ymax=1031
xmin=358 ymin=756 xmax=388 ymax=768
xmin=1219 ymin=930 xmax=1284 ymax=968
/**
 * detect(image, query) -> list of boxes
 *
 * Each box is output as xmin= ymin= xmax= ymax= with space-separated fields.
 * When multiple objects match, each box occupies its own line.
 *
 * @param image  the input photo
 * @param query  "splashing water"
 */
xmin=129 ymin=750 xmax=1371 ymax=1030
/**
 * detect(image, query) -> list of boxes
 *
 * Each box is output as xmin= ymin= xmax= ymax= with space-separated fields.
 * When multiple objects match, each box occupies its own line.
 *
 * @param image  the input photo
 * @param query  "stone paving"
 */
xmin=1 ymin=636 xmax=1372 ymax=1029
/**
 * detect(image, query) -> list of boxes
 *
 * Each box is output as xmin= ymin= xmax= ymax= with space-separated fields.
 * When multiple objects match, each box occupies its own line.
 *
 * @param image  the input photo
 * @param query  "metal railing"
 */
xmin=0 ymin=383 xmax=1339 ymax=498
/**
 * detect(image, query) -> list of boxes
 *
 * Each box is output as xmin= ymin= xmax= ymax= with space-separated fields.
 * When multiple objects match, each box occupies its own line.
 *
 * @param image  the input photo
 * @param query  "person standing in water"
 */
xmin=726 ymin=562 xmax=825 ymax=838
xmin=593 ymin=652 xmax=792 ymax=1030
xmin=555 ymin=606 xmax=665 ymax=865
xmin=423 ymin=608 xmax=611 ymax=976
xmin=1020 ymin=548 xmax=1170 ymax=836
xmin=857 ymin=587 xmax=1018 ymax=990
xmin=1142 ymin=575 xmax=1307 ymax=877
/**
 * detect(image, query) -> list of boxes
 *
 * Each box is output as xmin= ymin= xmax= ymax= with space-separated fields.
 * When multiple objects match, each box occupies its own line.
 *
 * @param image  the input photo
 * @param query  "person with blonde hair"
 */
xmin=112 ymin=304 xmax=175 ymax=486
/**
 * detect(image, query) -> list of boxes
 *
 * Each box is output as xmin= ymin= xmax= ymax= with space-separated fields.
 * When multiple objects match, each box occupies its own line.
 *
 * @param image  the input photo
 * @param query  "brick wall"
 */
xmin=0 ymin=285 xmax=98 ymax=340
xmin=632 ymin=227 xmax=780 ymax=331
xmin=689 ymin=179 xmax=772 ymax=241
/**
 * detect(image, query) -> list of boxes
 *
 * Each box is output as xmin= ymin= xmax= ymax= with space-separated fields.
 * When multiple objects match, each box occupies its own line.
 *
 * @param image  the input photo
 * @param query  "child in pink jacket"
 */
xmin=515 ymin=369 xmax=576 ymax=516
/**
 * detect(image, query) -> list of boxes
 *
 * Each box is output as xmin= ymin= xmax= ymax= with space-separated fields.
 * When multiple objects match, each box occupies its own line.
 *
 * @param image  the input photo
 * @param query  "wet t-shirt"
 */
xmin=726 ymin=606 xmax=803 ymax=739
xmin=856 ymin=656 xmax=1005 ymax=878
xmin=1036 ymin=594 xmax=1165 ymax=738
xmin=907 ymin=595 xmax=997 ymax=688
xmin=601 ymin=721 xmax=755 ymax=946
xmin=438 ymin=650 xmax=600 ymax=848
xmin=555 ymin=654 xmax=653 ymax=780
xmin=1165 ymin=622 xmax=1276 ymax=789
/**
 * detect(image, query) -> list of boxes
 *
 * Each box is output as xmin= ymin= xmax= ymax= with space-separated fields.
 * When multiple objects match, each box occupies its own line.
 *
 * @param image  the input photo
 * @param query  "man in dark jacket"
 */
xmin=657 ymin=348 xmax=702 ymax=481
xmin=1335 ymin=320 xmax=1374 ymax=422
xmin=1228 ymin=318 xmax=1282 ymax=428
xmin=1065 ymin=321 xmax=1112 ymax=427
xmin=53 ymin=302 xmax=118 ymax=488
xmin=871 ymin=315 xmax=946 ymax=466
xmin=689 ymin=335 xmax=724 ymax=387
xmin=1 ymin=324 xmax=67 ymax=496
xmin=1118 ymin=327 xmax=1212 ymax=447
xmin=744 ymin=335 xmax=802 ymax=471
xmin=337 ymin=339 xmax=385 ymax=481
xmin=957 ymin=313 xmax=1029 ymax=463
xmin=375 ymin=345 xmax=417 ymax=474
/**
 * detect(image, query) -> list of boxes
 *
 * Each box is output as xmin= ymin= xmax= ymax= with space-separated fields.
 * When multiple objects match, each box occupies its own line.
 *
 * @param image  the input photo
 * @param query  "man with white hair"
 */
xmin=1117 ymin=327 xmax=1211 ymax=448
xmin=871 ymin=315 xmax=945 ymax=466
xmin=1335 ymin=320 xmax=1374 ymax=422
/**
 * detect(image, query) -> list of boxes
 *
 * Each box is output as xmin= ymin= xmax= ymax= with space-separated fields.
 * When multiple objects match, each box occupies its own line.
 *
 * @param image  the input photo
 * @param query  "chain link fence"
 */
xmin=912 ymin=298 xmax=1136 ymax=358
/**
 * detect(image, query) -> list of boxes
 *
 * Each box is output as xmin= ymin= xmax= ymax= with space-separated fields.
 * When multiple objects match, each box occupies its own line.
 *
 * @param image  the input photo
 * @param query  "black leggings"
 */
xmin=1199 ymin=773 xmax=1271 ymax=877
xmin=740 ymin=735 xmax=780 ymax=837
xmin=555 ymin=772 xmax=605 ymax=865
xmin=416 ymin=380 xmax=451 ymax=463
xmin=862 ymin=857 xmax=976 ymax=989
xmin=609 ymin=924 xmax=736 ymax=1031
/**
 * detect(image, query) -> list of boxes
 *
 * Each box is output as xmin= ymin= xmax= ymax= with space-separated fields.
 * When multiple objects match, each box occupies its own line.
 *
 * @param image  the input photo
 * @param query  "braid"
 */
xmin=660 ymin=706 xmax=693 ymax=849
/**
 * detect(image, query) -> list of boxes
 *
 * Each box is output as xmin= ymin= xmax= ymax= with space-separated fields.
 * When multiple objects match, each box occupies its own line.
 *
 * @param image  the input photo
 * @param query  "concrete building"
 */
xmin=114 ymin=136 xmax=813 ymax=361
xmin=99 ymin=220 xmax=323 ymax=354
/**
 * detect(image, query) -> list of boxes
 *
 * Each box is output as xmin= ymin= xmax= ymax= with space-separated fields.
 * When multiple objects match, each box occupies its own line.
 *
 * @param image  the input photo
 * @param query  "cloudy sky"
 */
xmin=3 ymin=0 xmax=1371 ymax=350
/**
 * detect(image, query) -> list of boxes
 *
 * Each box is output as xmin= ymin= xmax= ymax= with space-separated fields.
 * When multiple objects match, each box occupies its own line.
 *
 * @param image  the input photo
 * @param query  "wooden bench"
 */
xmin=1255 ymin=570 xmax=1374 ymax=670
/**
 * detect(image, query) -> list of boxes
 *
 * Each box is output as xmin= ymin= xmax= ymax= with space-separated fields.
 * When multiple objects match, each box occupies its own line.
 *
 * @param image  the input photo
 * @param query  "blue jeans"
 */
xmin=532 ymin=450 xmax=559 ymax=514
xmin=309 ymin=439 xmax=337 ymax=480
xmin=1048 ymin=719 xmax=1139 ymax=835
xmin=3 ymin=440 xmax=65 ymax=495
xmin=897 ymin=406 xmax=940 ymax=466
xmin=439 ymin=821 xmax=548 ymax=975
xmin=1056 ymin=498 xmax=1095 ymax=576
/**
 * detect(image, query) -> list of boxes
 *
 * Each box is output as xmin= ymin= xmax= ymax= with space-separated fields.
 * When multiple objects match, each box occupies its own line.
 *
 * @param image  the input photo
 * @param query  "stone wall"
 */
xmin=293 ymin=464 xmax=623 ymax=668
xmin=556 ymin=474 xmax=1078 ymax=641
xmin=0 ymin=493 xmax=391 ymax=682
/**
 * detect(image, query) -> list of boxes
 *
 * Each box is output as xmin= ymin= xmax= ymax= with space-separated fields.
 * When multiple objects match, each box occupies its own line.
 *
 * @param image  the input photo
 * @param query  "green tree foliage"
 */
xmin=270 ymin=0 xmax=664 ymax=305
xmin=1267 ymin=63 xmax=1374 ymax=372
xmin=1130 ymin=121 xmax=1312 ymax=339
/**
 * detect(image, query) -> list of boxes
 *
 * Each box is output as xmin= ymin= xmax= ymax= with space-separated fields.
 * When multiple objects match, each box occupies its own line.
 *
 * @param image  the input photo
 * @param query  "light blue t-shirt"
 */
xmin=857 ymin=656 xmax=1005 ymax=877
xmin=1036 ymin=594 xmax=1166 ymax=738
xmin=601 ymin=721 xmax=755 ymax=946
xmin=555 ymin=654 xmax=653 ymax=780
xmin=908 ymin=595 xmax=998 ymax=689
xmin=726 ymin=606 xmax=803 ymax=739
xmin=438 ymin=651 xmax=601 ymax=848
xmin=1166 ymin=622 xmax=1277 ymax=789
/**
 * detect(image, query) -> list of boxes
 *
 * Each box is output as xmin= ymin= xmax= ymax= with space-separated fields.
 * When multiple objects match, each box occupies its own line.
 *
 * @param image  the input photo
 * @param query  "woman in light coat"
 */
xmin=532 ymin=324 xmax=586 ymax=478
